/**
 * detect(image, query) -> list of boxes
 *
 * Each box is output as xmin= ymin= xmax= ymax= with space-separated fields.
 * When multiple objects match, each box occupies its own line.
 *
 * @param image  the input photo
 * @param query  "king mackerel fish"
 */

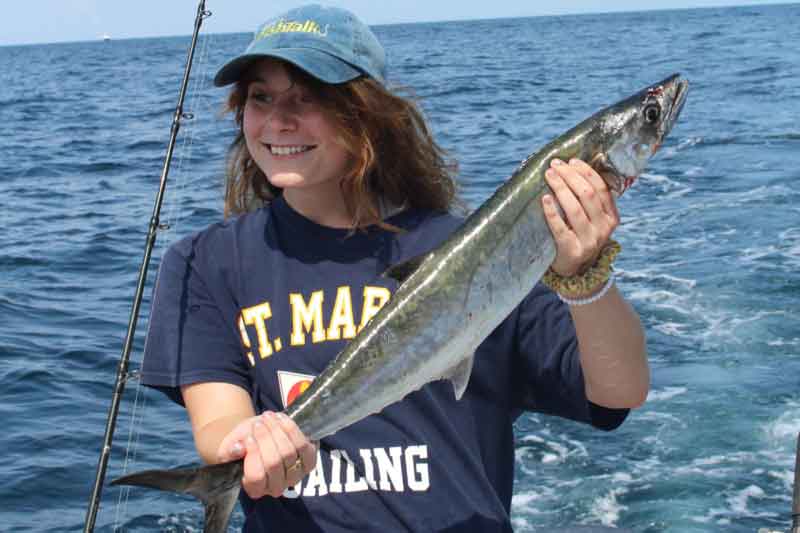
xmin=112 ymin=74 xmax=688 ymax=532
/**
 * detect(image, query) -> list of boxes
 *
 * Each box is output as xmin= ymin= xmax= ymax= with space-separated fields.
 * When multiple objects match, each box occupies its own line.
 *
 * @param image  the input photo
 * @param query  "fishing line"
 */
xmin=164 ymin=29 xmax=216 ymax=244
xmin=112 ymin=25 xmax=216 ymax=531
xmin=112 ymin=28 xmax=217 ymax=530
xmin=82 ymin=2 xmax=212 ymax=532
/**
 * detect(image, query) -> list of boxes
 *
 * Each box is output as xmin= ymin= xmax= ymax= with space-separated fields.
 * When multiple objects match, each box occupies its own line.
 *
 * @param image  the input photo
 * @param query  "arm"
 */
xmin=147 ymin=239 xmax=318 ymax=498
xmin=542 ymin=158 xmax=650 ymax=409
xmin=570 ymin=286 xmax=648 ymax=408
xmin=182 ymin=382 xmax=318 ymax=498
xmin=182 ymin=382 xmax=256 ymax=464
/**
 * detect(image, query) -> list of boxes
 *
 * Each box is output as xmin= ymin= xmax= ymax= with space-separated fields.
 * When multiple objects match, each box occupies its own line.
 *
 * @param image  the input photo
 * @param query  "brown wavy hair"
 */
xmin=222 ymin=61 xmax=459 ymax=228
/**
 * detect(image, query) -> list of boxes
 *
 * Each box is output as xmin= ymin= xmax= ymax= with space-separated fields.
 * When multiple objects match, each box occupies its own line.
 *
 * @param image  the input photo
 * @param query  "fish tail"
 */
xmin=111 ymin=460 xmax=243 ymax=533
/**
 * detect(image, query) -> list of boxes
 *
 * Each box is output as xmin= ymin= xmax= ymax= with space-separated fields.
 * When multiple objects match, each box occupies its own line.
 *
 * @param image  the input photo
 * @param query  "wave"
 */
xmin=736 ymin=65 xmax=779 ymax=77
xmin=125 ymin=140 xmax=164 ymax=152
xmin=0 ymin=255 xmax=50 ymax=269
xmin=693 ymin=30 xmax=723 ymax=40
xmin=586 ymin=486 xmax=629 ymax=527
xmin=647 ymin=386 xmax=689 ymax=402
xmin=80 ymin=161 xmax=133 ymax=173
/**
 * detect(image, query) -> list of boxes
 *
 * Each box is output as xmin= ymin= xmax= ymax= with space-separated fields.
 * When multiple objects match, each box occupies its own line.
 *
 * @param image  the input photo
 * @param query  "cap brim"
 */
xmin=213 ymin=48 xmax=366 ymax=87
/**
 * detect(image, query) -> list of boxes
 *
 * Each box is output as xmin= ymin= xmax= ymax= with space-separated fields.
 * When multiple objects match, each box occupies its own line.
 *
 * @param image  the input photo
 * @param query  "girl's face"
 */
xmin=242 ymin=59 xmax=351 ymax=201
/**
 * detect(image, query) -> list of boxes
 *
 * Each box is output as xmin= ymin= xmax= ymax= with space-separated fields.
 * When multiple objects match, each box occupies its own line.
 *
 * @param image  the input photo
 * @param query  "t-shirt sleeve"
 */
xmin=510 ymin=283 xmax=629 ymax=431
xmin=139 ymin=235 xmax=252 ymax=406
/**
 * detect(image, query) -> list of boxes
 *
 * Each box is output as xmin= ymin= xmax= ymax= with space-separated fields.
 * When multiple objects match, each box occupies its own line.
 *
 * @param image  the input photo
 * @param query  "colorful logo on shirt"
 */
xmin=277 ymin=370 xmax=316 ymax=408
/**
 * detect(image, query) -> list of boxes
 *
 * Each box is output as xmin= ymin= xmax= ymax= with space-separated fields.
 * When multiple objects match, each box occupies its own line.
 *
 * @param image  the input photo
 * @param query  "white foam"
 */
xmin=517 ymin=432 xmax=588 ymax=465
xmin=767 ymin=338 xmax=800 ymax=346
xmin=510 ymin=515 xmax=533 ymax=531
xmin=512 ymin=490 xmax=545 ymax=507
xmin=659 ymin=136 xmax=702 ymax=158
xmin=621 ymin=269 xmax=697 ymax=290
xmin=767 ymin=469 xmax=794 ymax=492
xmin=511 ymin=485 xmax=559 ymax=516
xmin=764 ymin=406 xmax=800 ymax=442
xmin=692 ymin=484 xmax=778 ymax=526
xmin=728 ymin=485 xmax=779 ymax=519
xmin=635 ymin=410 xmax=686 ymax=427
xmin=627 ymin=288 xmax=683 ymax=306
xmin=653 ymin=322 xmax=687 ymax=336
xmin=640 ymin=172 xmax=674 ymax=184
xmin=728 ymin=484 xmax=766 ymax=514
xmin=686 ymin=184 xmax=793 ymax=211
xmin=625 ymin=263 xmax=788 ymax=346
xmin=587 ymin=487 xmax=628 ymax=526
xmin=519 ymin=434 xmax=546 ymax=444
xmin=680 ymin=136 xmax=703 ymax=149
xmin=778 ymin=227 xmax=800 ymax=266
xmin=671 ymin=451 xmax=760 ymax=480
xmin=612 ymin=472 xmax=633 ymax=484
xmin=682 ymin=166 xmax=705 ymax=177
xmin=638 ymin=171 xmax=695 ymax=198
xmin=663 ymin=186 xmax=694 ymax=199
xmin=647 ymin=386 xmax=688 ymax=402
xmin=695 ymin=454 xmax=736 ymax=466
xmin=740 ymin=244 xmax=780 ymax=262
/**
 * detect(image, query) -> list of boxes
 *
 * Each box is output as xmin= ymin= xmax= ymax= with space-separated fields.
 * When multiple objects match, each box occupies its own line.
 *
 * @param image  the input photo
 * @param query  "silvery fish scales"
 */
xmin=111 ymin=74 xmax=689 ymax=532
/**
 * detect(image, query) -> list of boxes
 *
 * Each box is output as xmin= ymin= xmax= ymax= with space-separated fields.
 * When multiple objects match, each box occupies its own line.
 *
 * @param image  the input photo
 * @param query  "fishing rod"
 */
xmin=82 ymin=1 xmax=211 ymax=531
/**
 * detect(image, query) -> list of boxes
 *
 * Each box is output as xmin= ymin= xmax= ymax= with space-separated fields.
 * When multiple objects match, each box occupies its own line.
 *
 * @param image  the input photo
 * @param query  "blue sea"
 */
xmin=1 ymin=3 xmax=799 ymax=531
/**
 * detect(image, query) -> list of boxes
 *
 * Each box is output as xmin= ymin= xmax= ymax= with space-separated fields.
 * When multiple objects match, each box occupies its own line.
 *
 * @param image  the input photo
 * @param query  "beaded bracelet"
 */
xmin=542 ymin=239 xmax=621 ymax=302
xmin=555 ymin=272 xmax=616 ymax=306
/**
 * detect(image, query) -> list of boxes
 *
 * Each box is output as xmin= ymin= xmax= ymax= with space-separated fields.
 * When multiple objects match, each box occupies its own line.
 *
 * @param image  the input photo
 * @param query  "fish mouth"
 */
xmin=665 ymin=74 xmax=689 ymax=135
xmin=606 ymin=171 xmax=636 ymax=197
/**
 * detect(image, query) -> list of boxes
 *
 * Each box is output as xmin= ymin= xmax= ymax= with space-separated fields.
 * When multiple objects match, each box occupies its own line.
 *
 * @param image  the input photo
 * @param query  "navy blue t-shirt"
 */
xmin=141 ymin=195 xmax=628 ymax=532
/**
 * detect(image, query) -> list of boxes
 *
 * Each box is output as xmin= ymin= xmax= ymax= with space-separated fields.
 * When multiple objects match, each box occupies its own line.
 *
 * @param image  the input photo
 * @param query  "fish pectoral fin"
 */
xmin=111 ymin=460 xmax=244 ymax=533
xmin=446 ymin=352 xmax=475 ymax=401
xmin=382 ymin=253 xmax=429 ymax=283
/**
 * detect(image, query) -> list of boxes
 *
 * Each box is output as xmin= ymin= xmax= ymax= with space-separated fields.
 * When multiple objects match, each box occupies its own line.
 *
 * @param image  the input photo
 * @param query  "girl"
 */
xmin=142 ymin=5 xmax=649 ymax=531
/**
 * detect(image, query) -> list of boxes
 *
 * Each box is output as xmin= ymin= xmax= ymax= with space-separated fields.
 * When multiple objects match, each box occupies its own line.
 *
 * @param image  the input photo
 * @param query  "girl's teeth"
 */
xmin=270 ymin=145 xmax=311 ymax=155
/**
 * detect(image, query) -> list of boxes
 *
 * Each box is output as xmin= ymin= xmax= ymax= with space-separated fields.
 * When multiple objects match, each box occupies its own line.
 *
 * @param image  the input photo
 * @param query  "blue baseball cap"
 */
xmin=214 ymin=4 xmax=386 ymax=87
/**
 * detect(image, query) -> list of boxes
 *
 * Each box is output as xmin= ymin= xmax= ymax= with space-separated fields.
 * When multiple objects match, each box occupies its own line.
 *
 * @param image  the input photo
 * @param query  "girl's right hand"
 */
xmin=216 ymin=411 xmax=318 ymax=499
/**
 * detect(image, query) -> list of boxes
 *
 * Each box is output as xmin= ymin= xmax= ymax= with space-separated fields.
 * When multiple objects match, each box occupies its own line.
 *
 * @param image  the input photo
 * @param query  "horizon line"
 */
xmin=1 ymin=1 xmax=796 ymax=48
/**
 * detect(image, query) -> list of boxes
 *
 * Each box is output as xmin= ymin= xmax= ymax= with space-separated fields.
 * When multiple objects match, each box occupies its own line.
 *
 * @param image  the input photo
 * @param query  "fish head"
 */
xmin=592 ymin=73 xmax=688 ymax=195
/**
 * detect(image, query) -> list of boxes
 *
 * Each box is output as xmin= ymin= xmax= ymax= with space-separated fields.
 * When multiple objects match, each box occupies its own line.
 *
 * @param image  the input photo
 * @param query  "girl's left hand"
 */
xmin=541 ymin=158 xmax=620 ymax=277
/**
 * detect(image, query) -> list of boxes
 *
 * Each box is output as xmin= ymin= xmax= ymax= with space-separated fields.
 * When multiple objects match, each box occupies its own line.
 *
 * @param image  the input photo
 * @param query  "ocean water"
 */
xmin=1 ymin=3 xmax=799 ymax=532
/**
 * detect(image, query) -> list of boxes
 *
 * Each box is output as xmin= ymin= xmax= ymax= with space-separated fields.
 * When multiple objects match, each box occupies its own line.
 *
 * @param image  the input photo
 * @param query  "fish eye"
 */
xmin=644 ymin=104 xmax=661 ymax=124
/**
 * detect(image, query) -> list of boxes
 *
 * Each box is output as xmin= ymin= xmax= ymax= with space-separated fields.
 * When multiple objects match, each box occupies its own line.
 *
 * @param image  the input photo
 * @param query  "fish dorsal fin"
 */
xmin=382 ymin=253 xmax=429 ymax=283
xmin=447 ymin=352 xmax=475 ymax=401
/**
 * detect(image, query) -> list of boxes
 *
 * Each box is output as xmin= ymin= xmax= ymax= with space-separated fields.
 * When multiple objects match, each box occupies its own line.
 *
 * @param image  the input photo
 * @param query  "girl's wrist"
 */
xmin=542 ymin=239 xmax=621 ymax=304
xmin=555 ymin=272 xmax=616 ymax=306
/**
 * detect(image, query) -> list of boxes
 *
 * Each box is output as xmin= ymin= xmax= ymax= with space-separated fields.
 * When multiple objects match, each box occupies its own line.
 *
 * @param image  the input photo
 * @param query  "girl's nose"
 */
xmin=266 ymin=104 xmax=297 ymax=131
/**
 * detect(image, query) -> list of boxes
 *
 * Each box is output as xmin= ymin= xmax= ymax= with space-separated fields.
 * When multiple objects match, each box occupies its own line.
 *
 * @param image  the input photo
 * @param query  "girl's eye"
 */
xmin=249 ymin=91 xmax=273 ymax=105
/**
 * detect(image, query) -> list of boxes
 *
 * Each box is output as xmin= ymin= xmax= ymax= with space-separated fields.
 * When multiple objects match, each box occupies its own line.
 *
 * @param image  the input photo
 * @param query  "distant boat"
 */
xmin=102 ymin=34 xmax=111 ymax=42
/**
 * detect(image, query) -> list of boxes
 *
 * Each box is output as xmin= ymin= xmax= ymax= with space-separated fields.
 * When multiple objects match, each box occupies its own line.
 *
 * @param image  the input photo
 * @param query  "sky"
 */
xmin=0 ymin=0 xmax=796 ymax=46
